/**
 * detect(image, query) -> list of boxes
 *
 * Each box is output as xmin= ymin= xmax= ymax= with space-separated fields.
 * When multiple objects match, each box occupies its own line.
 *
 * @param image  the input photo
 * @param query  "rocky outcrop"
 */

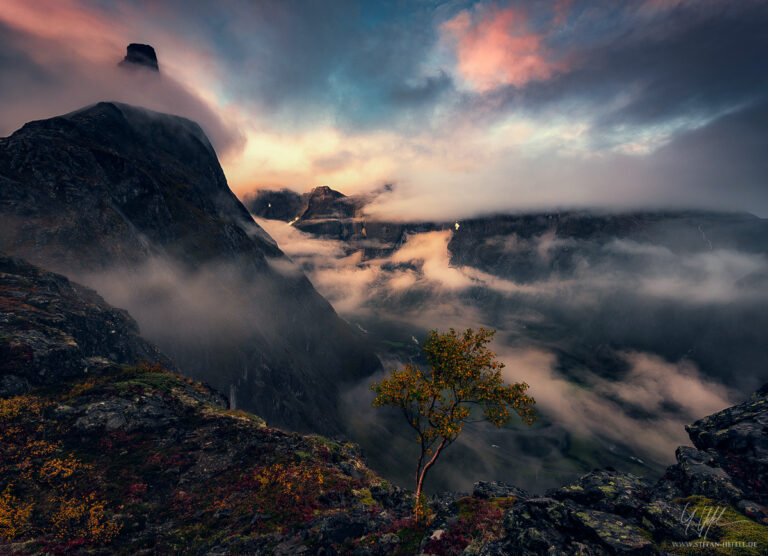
xmin=0 ymin=254 xmax=172 ymax=396
xmin=0 ymin=103 xmax=381 ymax=435
xmin=685 ymin=389 xmax=768 ymax=504
xmin=118 ymin=43 xmax=159 ymax=71
xmin=476 ymin=386 xmax=768 ymax=554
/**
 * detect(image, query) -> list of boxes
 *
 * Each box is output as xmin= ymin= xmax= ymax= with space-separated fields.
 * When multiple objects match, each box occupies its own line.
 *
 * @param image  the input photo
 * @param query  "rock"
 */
xmin=119 ymin=43 xmax=159 ymax=71
xmin=685 ymin=386 xmax=768 ymax=502
xmin=0 ymin=254 xmax=173 ymax=389
xmin=483 ymin=497 xmax=656 ymax=555
xmin=0 ymin=102 xmax=382 ymax=436
xmin=736 ymin=499 xmax=768 ymax=525
xmin=245 ymin=188 xmax=304 ymax=221
xmin=485 ymin=497 xmax=610 ymax=555
xmin=550 ymin=469 xmax=651 ymax=516
xmin=638 ymin=498 xmax=691 ymax=542
xmin=317 ymin=512 xmax=367 ymax=544
xmin=474 ymin=480 xmax=531 ymax=500
xmin=0 ymin=374 xmax=29 ymax=396
xmin=377 ymin=532 xmax=400 ymax=550
xmin=570 ymin=508 xmax=654 ymax=554
xmin=667 ymin=446 xmax=745 ymax=502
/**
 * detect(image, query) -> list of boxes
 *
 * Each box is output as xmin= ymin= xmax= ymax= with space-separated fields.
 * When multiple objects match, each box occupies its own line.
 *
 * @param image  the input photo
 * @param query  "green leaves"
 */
xmin=370 ymin=327 xmax=537 ymax=506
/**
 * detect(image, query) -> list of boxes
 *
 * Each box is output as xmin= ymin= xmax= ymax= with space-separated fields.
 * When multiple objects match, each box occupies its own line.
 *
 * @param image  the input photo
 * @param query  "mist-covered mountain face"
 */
xmin=0 ymin=103 xmax=381 ymax=435
xmin=249 ymin=187 xmax=768 ymax=493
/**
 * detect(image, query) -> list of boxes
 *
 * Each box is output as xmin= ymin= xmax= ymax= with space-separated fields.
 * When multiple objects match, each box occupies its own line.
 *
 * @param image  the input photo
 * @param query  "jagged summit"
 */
xmin=118 ymin=43 xmax=159 ymax=71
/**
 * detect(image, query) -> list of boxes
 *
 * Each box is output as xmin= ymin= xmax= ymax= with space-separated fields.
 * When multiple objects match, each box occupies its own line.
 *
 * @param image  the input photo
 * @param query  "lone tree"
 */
xmin=371 ymin=328 xmax=536 ymax=516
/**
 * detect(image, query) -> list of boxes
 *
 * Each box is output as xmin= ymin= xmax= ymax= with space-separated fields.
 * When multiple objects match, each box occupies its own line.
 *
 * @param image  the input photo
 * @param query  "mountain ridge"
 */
xmin=0 ymin=103 xmax=381 ymax=435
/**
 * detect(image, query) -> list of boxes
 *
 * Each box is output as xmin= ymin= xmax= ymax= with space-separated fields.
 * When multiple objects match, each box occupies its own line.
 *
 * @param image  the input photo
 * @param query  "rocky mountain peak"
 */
xmin=118 ymin=43 xmax=159 ymax=72
xmin=309 ymin=185 xmax=345 ymax=200
xmin=0 ymin=103 xmax=381 ymax=435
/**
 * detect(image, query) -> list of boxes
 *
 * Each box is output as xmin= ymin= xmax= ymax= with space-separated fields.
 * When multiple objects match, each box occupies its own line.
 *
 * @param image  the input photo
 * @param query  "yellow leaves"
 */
xmin=0 ymin=395 xmax=46 ymax=422
xmin=64 ymin=376 xmax=106 ymax=399
xmin=252 ymin=463 xmax=328 ymax=499
xmin=0 ymin=392 xmax=122 ymax=546
xmin=49 ymin=492 xmax=121 ymax=543
xmin=39 ymin=454 xmax=92 ymax=483
xmin=370 ymin=327 xmax=538 ymax=501
xmin=0 ymin=484 xmax=33 ymax=540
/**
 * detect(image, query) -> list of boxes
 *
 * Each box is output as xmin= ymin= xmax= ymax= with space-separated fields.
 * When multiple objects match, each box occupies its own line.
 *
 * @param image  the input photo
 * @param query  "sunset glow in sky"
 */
xmin=2 ymin=0 xmax=767 ymax=219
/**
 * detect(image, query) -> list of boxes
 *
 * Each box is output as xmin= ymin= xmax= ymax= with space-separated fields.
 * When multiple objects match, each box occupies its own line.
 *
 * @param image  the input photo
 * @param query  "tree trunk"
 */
xmin=414 ymin=438 xmax=447 ymax=520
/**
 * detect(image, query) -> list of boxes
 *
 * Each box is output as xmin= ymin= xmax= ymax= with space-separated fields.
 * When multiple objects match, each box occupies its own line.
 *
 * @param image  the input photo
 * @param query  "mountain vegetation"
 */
xmin=372 ymin=328 xmax=536 ymax=514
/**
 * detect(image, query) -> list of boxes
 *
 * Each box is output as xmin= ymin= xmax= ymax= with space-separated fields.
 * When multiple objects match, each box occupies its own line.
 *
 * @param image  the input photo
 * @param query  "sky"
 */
xmin=1 ymin=0 xmax=767 ymax=219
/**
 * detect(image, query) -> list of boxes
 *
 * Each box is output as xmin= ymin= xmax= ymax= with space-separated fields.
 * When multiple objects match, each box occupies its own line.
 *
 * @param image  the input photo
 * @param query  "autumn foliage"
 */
xmin=371 ymin=328 xmax=536 ymax=515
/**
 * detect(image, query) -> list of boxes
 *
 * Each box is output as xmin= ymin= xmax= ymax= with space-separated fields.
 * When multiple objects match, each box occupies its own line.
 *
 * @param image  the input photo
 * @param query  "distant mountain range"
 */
xmin=2 ymin=101 xmax=767 ymax=553
xmin=248 ymin=185 xmax=768 ymax=494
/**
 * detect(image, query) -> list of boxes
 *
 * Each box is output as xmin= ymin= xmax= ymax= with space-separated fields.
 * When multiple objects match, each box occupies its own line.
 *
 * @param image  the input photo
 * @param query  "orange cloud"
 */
xmin=441 ymin=6 xmax=557 ymax=92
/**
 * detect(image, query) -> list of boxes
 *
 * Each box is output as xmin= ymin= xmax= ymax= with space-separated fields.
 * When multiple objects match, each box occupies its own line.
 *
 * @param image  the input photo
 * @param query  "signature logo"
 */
xmin=680 ymin=502 xmax=749 ymax=539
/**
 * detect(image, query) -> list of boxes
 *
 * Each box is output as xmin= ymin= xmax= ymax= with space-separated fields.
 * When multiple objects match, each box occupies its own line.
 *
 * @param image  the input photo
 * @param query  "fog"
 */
xmin=70 ymin=253 xmax=378 ymax=436
xmin=256 ymin=214 xmax=766 ymax=492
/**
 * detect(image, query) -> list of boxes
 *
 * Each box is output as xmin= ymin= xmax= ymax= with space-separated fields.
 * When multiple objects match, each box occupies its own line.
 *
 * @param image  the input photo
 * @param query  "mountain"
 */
xmin=0 ymin=102 xmax=381 ymax=435
xmin=246 ymin=185 xmax=444 ymax=258
xmin=249 ymin=187 xmax=768 ymax=495
xmin=2 ymin=255 xmax=767 ymax=554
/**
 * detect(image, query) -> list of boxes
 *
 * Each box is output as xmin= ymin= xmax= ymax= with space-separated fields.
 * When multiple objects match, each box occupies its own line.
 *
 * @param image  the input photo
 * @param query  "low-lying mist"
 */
xmin=255 ymin=214 xmax=767 ymax=493
xmin=74 ymin=254 xmax=378 ymax=436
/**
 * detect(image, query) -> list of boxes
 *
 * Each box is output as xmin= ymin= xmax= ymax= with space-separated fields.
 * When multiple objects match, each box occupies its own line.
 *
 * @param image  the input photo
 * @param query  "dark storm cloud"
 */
xmin=466 ymin=1 xmax=768 ymax=139
xmin=129 ymin=0 xmax=451 ymax=131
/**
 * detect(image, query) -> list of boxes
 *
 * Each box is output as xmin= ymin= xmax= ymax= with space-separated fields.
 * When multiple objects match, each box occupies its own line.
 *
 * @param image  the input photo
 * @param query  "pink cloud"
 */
xmin=0 ymin=0 xmax=125 ymax=63
xmin=441 ymin=5 xmax=558 ymax=92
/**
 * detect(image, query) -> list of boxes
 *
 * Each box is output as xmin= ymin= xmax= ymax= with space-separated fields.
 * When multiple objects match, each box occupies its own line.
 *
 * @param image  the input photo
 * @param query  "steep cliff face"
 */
xmin=0 ymin=103 xmax=380 ymax=434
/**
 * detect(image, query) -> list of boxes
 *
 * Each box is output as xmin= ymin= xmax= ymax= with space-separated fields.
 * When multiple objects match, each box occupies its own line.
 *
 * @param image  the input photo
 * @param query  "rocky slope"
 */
xmin=0 ymin=254 xmax=172 ymax=397
xmin=1 ymin=256 xmax=767 ymax=554
xmin=0 ymin=103 xmax=380 ymax=435
xmin=0 ymin=256 xmax=411 ymax=554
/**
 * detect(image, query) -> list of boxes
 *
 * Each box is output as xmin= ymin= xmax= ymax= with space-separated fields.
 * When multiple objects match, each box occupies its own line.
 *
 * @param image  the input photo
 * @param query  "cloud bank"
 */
xmin=2 ymin=0 xmax=767 ymax=217
xmin=256 ymin=214 xmax=766 ymax=490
